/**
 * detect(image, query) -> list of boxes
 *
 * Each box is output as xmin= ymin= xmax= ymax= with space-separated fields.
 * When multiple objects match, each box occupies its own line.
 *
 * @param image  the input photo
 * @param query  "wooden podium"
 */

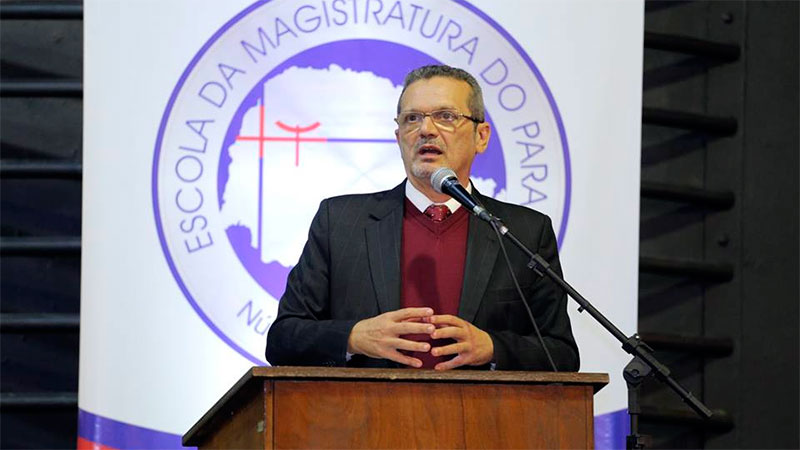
xmin=183 ymin=367 xmax=608 ymax=449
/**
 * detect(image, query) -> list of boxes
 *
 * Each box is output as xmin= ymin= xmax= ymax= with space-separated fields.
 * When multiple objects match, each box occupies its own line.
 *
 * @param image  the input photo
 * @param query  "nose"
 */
xmin=418 ymin=114 xmax=439 ymax=137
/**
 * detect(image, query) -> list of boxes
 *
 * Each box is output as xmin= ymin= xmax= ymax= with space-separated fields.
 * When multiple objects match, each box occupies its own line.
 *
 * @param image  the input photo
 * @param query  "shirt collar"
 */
xmin=405 ymin=178 xmax=472 ymax=214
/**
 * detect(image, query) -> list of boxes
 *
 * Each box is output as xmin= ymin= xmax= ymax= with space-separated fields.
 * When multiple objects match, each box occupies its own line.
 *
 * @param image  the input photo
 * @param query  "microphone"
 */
xmin=430 ymin=167 xmax=493 ymax=222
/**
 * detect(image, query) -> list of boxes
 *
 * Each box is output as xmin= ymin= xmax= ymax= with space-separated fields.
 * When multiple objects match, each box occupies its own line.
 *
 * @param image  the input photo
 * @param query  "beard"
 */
xmin=407 ymin=138 xmax=446 ymax=180
xmin=410 ymin=162 xmax=437 ymax=180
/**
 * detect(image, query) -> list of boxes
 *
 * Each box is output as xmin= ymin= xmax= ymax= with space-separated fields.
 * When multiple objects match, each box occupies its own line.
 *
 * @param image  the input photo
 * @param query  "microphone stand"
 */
xmin=490 ymin=217 xmax=713 ymax=449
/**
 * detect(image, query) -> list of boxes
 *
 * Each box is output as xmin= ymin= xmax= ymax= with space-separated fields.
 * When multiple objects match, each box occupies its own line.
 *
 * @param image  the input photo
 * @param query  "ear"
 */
xmin=394 ymin=127 xmax=400 ymax=143
xmin=475 ymin=122 xmax=491 ymax=155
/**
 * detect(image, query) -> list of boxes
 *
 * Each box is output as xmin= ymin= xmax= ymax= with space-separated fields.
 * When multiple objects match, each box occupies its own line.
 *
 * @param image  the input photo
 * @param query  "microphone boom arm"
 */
xmin=493 ymin=218 xmax=713 ymax=422
xmin=429 ymin=167 xmax=713 ymax=447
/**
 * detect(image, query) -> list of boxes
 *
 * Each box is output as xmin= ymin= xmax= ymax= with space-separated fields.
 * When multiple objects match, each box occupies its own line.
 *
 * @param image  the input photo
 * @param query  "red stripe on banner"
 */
xmin=236 ymin=136 xmax=327 ymax=142
xmin=78 ymin=409 xmax=186 ymax=449
xmin=259 ymin=104 xmax=264 ymax=159
xmin=77 ymin=437 xmax=118 ymax=450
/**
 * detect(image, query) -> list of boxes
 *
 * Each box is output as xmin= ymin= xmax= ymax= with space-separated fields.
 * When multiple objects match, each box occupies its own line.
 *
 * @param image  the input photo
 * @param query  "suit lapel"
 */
xmin=458 ymin=190 xmax=500 ymax=323
xmin=366 ymin=183 xmax=405 ymax=314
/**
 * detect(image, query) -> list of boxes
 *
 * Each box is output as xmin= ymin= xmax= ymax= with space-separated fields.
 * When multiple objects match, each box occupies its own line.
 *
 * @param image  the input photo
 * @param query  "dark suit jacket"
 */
xmin=266 ymin=181 xmax=579 ymax=371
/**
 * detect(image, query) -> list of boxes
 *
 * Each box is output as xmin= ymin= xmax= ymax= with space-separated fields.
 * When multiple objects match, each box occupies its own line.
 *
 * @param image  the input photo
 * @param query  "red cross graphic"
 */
xmin=236 ymin=104 xmax=326 ymax=166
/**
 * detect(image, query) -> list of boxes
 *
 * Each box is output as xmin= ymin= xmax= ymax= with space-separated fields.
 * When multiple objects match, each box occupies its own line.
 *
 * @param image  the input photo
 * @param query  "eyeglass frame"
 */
xmin=394 ymin=109 xmax=485 ymax=132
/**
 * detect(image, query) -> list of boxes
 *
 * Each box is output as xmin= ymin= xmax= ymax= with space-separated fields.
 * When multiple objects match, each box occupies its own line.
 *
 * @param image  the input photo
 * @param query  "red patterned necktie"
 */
xmin=424 ymin=204 xmax=451 ymax=223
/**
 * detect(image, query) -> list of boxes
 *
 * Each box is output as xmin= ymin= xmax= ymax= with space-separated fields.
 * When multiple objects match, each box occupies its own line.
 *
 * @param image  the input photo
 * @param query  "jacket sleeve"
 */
xmin=265 ymin=199 xmax=358 ymax=366
xmin=486 ymin=215 xmax=580 ymax=372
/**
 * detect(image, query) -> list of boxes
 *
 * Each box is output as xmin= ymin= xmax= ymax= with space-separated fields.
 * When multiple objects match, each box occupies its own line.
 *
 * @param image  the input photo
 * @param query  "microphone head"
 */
xmin=430 ymin=167 xmax=458 ymax=194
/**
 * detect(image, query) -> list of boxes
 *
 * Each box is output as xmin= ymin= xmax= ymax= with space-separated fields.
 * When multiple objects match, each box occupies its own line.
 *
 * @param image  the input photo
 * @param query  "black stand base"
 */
xmin=625 ymin=348 xmax=653 ymax=449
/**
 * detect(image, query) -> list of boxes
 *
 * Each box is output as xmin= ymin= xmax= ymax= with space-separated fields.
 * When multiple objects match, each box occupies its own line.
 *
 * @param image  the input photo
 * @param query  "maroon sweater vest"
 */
xmin=400 ymin=199 xmax=469 ymax=369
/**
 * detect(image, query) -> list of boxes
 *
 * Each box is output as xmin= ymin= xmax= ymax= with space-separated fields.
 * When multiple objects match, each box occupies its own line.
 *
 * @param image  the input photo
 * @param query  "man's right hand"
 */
xmin=347 ymin=307 xmax=436 ymax=368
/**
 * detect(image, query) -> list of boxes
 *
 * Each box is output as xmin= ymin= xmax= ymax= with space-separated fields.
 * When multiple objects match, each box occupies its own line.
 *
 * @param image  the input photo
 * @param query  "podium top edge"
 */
xmin=249 ymin=366 xmax=609 ymax=389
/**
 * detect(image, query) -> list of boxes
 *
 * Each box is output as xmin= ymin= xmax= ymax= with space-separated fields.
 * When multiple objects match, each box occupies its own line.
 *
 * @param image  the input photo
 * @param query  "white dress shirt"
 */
xmin=404 ymin=178 xmax=471 ymax=213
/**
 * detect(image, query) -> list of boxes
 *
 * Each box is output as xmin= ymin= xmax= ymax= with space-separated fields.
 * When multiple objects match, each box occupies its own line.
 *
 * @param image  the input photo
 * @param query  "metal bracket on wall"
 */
xmin=643 ymin=108 xmax=738 ymax=136
xmin=639 ymin=256 xmax=734 ymax=282
xmin=639 ymin=406 xmax=733 ymax=432
xmin=0 ymin=2 xmax=82 ymax=20
xmin=637 ymin=332 xmax=734 ymax=358
xmin=0 ymin=313 xmax=80 ymax=332
xmin=641 ymin=181 xmax=734 ymax=210
xmin=0 ymin=161 xmax=82 ymax=179
xmin=0 ymin=392 xmax=78 ymax=409
xmin=0 ymin=80 xmax=82 ymax=97
xmin=0 ymin=237 xmax=81 ymax=255
xmin=644 ymin=31 xmax=741 ymax=62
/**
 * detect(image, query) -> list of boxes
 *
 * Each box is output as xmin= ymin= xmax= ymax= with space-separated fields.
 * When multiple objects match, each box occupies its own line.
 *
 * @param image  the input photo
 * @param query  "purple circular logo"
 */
xmin=153 ymin=0 xmax=571 ymax=364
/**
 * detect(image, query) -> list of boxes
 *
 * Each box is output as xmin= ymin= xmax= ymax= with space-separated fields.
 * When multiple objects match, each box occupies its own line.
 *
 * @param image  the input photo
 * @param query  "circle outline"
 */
xmin=151 ymin=0 xmax=572 ymax=365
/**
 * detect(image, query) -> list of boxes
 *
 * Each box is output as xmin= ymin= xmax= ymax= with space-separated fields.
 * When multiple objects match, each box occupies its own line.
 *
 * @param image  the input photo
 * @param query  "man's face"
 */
xmin=395 ymin=77 xmax=491 ymax=185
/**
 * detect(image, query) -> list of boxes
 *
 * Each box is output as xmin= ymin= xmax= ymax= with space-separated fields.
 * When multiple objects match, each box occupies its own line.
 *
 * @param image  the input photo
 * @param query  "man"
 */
xmin=266 ymin=65 xmax=579 ymax=371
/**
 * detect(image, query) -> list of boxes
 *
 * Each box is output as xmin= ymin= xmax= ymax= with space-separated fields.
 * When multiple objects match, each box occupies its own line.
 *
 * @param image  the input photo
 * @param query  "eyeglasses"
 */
xmin=395 ymin=109 xmax=484 ymax=132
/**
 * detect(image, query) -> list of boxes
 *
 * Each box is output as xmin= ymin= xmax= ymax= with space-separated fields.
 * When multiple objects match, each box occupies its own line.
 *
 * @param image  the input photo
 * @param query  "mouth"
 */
xmin=417 ymin=144 xmax=443 ymax=156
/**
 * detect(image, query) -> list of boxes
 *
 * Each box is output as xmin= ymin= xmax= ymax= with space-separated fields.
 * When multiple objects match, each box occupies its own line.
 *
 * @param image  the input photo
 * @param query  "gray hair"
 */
xmin=396 ymin=65 xmax=486 ymax=123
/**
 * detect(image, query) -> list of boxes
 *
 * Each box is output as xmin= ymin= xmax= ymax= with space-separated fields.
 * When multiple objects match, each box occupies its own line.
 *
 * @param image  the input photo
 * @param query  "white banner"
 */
xmin=80 ymin=1 xmax=641 ymax=448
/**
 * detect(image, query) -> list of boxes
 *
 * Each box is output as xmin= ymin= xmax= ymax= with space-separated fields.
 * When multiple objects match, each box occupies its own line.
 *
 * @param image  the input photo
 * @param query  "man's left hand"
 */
xmin=425 ymin=315 xmax=494 ymax=370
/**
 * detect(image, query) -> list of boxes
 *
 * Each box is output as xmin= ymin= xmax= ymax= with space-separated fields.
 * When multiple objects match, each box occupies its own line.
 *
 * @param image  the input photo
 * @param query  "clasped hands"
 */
xmin=346 ymin=307 xmax=494 ymax=370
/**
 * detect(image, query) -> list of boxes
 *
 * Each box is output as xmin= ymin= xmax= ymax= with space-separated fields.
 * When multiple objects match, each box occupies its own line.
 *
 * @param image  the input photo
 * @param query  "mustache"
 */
xmin=414 ymin=138 xmax=444 ymax=151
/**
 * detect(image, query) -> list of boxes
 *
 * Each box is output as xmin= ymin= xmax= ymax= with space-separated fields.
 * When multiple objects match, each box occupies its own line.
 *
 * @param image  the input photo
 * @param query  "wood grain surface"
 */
xmin=197 ymin=382 xmax=267 ymax=449
xmin=273 ymin=380 xmax=593 ymax=449
xmin=184 ymin=367 xmax=607 ymax=449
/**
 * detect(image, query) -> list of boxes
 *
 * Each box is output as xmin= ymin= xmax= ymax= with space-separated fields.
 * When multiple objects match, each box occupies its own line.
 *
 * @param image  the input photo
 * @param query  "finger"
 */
xmin=431 ymin=342 xmax=468 ymax=357
xmin=400 ymin=317 xmax=425 ymax=323
xmin=391 ymin=307 xmax=434 ymax=321
xmin=391 ymin=338 xmax=431 ymax=353
xmin=419 ymin=317 xmax=451 ymax=326
xmin=435 ymin=355 xmax=467 ymax=371
xmin=393 ymin=321 xmax=436 ymax=335
xmin=428 ymin=314 xmax=466 ymax=327
xmin=431 ymin=326 xmax=466 ymax=341
xmin=384 ymin=350 xmax=423 ymax=368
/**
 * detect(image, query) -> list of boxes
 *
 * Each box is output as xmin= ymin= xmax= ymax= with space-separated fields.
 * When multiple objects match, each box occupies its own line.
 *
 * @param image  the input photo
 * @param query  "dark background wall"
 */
xmin=0 ymin=1 xmax=797 ymax=448
xmin=1 ymin=1 xmax=83 ymax=448
xmin=638 ymin=1 xmax=798 ymax=448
